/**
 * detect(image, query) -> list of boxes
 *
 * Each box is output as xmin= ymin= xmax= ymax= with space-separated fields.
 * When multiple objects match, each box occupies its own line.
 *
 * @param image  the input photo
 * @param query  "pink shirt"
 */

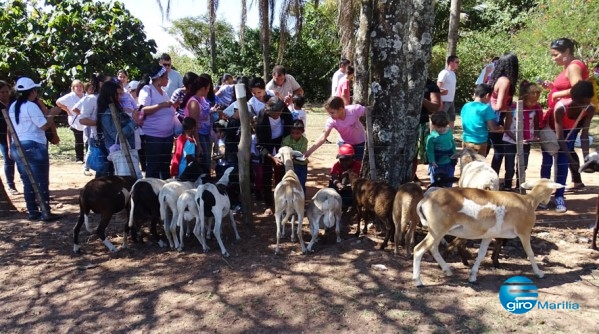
xmin=325 ymin=104 xmax=366 ymax=145
xmin=336 ymin=76 xmax=350 ymax=104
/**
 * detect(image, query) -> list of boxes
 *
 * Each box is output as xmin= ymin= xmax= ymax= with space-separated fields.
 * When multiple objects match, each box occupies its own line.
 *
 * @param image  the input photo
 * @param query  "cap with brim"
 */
xmin=16 ymin=77 xmax=41 ymax=91
xmin=128 ymin=80 xmax=140 ymax=91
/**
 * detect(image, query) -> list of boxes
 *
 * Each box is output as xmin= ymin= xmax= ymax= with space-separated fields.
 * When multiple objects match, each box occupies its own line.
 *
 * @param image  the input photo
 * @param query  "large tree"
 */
xmin=368 ymin=0 xmax=435 ymax=185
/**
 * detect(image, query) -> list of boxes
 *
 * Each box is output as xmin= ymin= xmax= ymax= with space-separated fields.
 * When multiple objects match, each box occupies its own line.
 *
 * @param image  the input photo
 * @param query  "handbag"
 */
xmin=86 ymin=137 xmax=109 ymax=173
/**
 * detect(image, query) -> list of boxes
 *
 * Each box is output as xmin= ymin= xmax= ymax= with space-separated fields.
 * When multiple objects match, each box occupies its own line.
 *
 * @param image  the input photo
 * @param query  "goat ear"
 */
xmin=450 ymin=152 xmax=461 ymax=159
xmin=292 ymin=150 xmax=303 ymax=157
xmin=294 ymin=155 xmax=306 ymax=162
xmin=549 ymin=182 xmax=565 ymax=190
xmin=274 ymin=153 xmax=281 ymax=159
xmin=520 ymin=180 xmax=537 ymax=189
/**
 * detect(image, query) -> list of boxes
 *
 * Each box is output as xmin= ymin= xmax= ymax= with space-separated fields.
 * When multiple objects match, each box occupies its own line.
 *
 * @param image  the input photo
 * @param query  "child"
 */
xmin=291 ymin=95 xmax=307 ymax=128
xmin=460 ymin=83 xmax=503 ymax=156
xmin=501 ymin=81 xmax=541 ymax=190
xmin=281 ymin=120 xmax=309 ymax=194
xmin=329 ymin=144 xmax=361 ymax=209
xmin=426 ymin=113 xmax=456 ymax=188
xmin=336 ymin=65 xmax=354 ymax=106
xmin=212 ymin=120 xmax=228 ymax=179
xmin=170 ymin=117 xmax=200 ymax=178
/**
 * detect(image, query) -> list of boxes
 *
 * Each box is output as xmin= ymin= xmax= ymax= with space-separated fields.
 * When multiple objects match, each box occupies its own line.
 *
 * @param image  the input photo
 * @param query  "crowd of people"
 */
xmin=1 ymin=38 xmax=597 ymax=221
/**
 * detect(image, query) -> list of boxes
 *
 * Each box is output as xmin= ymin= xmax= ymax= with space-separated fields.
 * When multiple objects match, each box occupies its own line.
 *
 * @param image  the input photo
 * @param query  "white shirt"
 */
xmin=331 ymin=69 xmax=345 ymax=96
xmin=266 ymin=74 xmax=301 ymax=98
xmin=57 ymin=91 xmax=84 ymax=131
xmin=9 ymin=100 xmax=48 ymax=145
xmin=163 ymin=69 xmax=184 ymax=97
xmin=74 ymin=94 xmax=99 ymax=138
xmin=438 ymin=69 xmax=457 ymax=102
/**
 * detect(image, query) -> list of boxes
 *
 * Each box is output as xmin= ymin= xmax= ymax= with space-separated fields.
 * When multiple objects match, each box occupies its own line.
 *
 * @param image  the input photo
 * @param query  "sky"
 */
xmin=101 ymin=0 xmax=261 ymax=53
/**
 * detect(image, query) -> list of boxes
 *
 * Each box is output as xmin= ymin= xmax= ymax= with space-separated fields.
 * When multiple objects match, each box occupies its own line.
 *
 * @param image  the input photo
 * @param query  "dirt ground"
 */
xmin=1 ymin=116 xmax=599 ymax=333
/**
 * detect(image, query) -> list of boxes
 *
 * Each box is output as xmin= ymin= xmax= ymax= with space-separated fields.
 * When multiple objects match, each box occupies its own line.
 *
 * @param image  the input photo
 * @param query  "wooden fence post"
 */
xmin=109 ymin=103 xmax=137 ymax=177
xmin=516 ymin=100 xmax=526 ymax=194
xmin=235 ymin=84 xmax=254 ymax=228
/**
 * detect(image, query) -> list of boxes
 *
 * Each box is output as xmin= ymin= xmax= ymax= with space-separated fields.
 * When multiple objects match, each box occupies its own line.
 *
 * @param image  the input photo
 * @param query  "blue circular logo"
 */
xmin=499 ymin=276 xmax=538 ymax=314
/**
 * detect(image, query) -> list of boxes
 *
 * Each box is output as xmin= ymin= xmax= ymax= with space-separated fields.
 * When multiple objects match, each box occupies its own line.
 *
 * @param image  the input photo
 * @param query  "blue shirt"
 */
xmin=461 ymin=101 xmax=496 ymax=144
xmin=426 ymin=129 xmax=456 ymax=165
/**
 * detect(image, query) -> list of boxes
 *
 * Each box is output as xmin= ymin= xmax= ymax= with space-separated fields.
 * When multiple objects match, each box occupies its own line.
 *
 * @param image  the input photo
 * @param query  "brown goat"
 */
xmin=392 ymin=182 xmax=424 ymax=257
xmin=348 ymin=172 xmax=395 ymax=250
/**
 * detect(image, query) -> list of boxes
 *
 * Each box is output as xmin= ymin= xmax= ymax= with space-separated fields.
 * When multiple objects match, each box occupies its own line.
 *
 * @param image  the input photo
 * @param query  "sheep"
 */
xmin=449 ymin=148 xmax=505 ymax=267
xmin=412 ymin=178 xmax=564 ymax=286
xmin=392 ymin=182 xmax=424 ymax=257
xmin=453 ymin=147 xmax=499 ymax=191
xmin=194 ymin=167 xmax=240 ymax=257
xmin=579 ymin=152 xmax=599 ymax=250
xmin=272 ymin=146 xmax=306 ymax=255
xmin=73 ymin=175 xmax=137 ymax=253
xmin=348 ymin=172 xmax=396 ymax=250
xmin=123 ymin=177 xmax=167 ymax=249
xmin=158 ymin=176 xmax=203 ymax=250
xmin=306 ymin=188 xmax=343 ymax=252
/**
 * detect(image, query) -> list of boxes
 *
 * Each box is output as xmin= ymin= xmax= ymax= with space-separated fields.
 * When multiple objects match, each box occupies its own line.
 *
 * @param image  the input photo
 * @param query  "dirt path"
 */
xmin=1 ymin=119 xmax=599 ymax=333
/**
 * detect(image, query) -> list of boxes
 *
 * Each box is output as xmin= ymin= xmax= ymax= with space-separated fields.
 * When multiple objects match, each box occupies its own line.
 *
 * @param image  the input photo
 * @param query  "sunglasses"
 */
xmin=162 ymin=63 xmax=172 ymax=67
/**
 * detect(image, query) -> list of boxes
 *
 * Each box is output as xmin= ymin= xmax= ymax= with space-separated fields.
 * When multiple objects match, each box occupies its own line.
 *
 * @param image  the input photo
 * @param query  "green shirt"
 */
xmin=281 ymin=135 xmax=308 ymax=165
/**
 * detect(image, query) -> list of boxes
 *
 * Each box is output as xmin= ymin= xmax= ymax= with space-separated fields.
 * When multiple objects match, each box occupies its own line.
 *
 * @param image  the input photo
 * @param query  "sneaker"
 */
xmin=28 ymin=213 xmax=42 ymax=221
xmin=76 ymin=160 xmax=84 ymax=164
xmin=555 ymin=197 xmax=567 ymax=213
xmin=8 ymin=188 xmax=19 ymax=195
xmin=567 ymin=182 xmax=585 ymax=190
xmin=83 ymin=168 xmax=93 ymax=176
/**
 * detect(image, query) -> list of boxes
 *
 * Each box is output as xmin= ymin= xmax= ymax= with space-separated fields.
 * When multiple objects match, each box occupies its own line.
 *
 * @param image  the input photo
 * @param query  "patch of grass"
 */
xmin=48 ymin=126 xmax=77 ymax=161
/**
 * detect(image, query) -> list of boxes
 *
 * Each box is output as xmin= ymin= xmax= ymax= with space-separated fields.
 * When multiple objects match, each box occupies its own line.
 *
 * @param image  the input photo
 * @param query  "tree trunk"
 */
xmin=447 ymin=0 xmax=460 ymax=56
xmin=209 ymin=0 xmax=218 ymax=74
xmin=259 ymin=0 xmax=271 ymax=79
xmin=353 ymin=0 xmax=372 ymax=106
xmin=338 ymin=0 xmax=356 ymax=61
xmin=370 ymin=0 xmax=435 ymax=186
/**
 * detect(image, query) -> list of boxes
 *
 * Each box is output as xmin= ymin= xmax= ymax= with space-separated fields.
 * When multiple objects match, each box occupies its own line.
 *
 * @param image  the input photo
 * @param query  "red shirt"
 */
xmin=330 ymin=160 xmax=362 ymax=176
xmin=548 ymin=60 xmax=589 ymax=108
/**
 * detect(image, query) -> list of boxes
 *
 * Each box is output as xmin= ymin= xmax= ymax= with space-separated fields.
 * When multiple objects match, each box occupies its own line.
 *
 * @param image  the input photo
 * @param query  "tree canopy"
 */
xmin=0 ymin=0 xmax=157 ymax=103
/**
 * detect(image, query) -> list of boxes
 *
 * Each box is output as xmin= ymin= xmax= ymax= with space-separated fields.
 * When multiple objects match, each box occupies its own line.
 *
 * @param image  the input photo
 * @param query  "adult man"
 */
xmin=159 ymin=53 xmax=184 ymax=97
xmin=265 ymin=65 xmax=304 ymax=105
xmin=331 ymin=58 xmax=351 ymax=96
xmin=437 ymin=55 xmax=459 ymax=129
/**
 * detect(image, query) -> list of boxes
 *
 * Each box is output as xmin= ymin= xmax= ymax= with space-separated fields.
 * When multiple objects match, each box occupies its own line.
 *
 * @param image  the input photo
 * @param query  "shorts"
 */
xmin=441 ymin=101 xmax=456 ymax=122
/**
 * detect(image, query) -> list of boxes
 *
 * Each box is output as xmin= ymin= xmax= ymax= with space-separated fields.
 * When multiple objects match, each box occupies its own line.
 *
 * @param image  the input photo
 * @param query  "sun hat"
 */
xmin=128 ymin=80 xmax=140 ymax=91
xmin=16 ymin=77 xmax=41 ymax=91
xmin=337 ymin=144 xmax=355 ymax=159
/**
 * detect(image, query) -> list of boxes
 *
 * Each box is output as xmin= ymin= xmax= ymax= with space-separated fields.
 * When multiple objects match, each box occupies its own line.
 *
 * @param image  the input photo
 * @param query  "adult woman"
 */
xmin=97 ymin=81 xmax=140 ymax=178
xmin=543 ymin=38 xmax=590 ymax=189
xmin=0 ymin=80 xmax=18 ymax=194
xmin=488 ymin=53 xmax=519 ymax=176
xmin=181 ymin=75 xmax=211 ymax=173
xmin=540 ymin=81 xmax=594 ymax=212
xmin=8 ymin=77 xmax=62 ymax=221
xmin=117 ymin=69 xmax=129 ymax=93
xmin=76 ymin=73 xmax=107 ymax=176
xmin=255 ymin=97 xmax=294 ymax=207
xmin=138 ymin=65 xmax=175 ymax=179
xmin=56 ymin=79 xmax=85 ymax=163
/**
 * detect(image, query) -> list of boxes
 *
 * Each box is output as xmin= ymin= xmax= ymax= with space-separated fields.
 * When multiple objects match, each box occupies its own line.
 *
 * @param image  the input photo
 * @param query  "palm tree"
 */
xmin=447 ymin=0 xmax=460 ymax=56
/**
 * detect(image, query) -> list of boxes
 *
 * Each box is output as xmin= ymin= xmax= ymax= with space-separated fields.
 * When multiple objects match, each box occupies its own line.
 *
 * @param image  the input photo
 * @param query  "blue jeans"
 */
xmin=0 ymin=141 xmax=16 ymax=189
xmin=144 ymin=135 xmax=174 ymax=180
xmin=503 ymin=143 xmax=531 ymax=188
xmin=294 ymin=164 xmax=308 ymax=195
xmin=540 ymin=129 xmax=578 ymax=199
xmin=199 ymin=133 xmax=211 ymax=174
xmin=10 ymin=141 xmax=50 ymax=217
xmin=429 ymin=163 xmax=455 ymax=188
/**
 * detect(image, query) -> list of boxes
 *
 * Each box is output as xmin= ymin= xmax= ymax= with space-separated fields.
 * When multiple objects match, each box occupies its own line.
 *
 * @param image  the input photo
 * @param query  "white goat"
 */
xmin=412 ymin=178 xmax=563 ymax=286
xmin=174 ymin=189 xmax=198 ymax=251
xmin=273 ymin=146 xmax=306 ymax=255
xmin=392 ymin=182 xmax=423 ymax=257
xmin=158 ymin=177 xmax=202 ymax=249
xmin=194 ymin=167 xmax=239 ymax=257
xmin=306 ymin=188 xmax=343 ymax=252
xmin=579 ymin=152 xmax=599 ymax=250
xmin=453 ymin=148 xmax=499 ymax=191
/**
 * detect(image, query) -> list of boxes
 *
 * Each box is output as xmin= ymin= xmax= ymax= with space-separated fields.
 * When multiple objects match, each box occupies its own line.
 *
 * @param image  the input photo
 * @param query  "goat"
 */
xmin=158 ymin=177 xmax=203 ymax=250
xmin=174 ymin=189 xmax=198 ymax=251
xmin=273 ymin=146 xmax=306 ymax=255
xmin=392 ymin=182 xmax=423 ymax=257
xmin=73 ymin=176 xmax=137 ymax=253
xmin=453 ymin=147 xmax=499 ymax=191
xmin=306 ymin=188 xmax=343 ymax=252
xmin=449 ymin=148 xmax=505 ymax=267
xmin=123 ymin=177 xmax=167 ymax=249
xmin=194 ymin=167 xmax=240 ymax=257
xmin=579 ymin=152 xmax=599 ymax=250
xmin=412 ymin=178 xmax=563 ymax=286
xmin=348 ymin=172 xmax=396 ymax=250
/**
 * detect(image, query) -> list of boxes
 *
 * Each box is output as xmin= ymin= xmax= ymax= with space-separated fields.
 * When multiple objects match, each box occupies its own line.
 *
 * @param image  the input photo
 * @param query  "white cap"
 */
xmin=128 ymin=80 xmax=140 ymax=91
xmin=16 ymin=77 xmax=41 ymax=91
